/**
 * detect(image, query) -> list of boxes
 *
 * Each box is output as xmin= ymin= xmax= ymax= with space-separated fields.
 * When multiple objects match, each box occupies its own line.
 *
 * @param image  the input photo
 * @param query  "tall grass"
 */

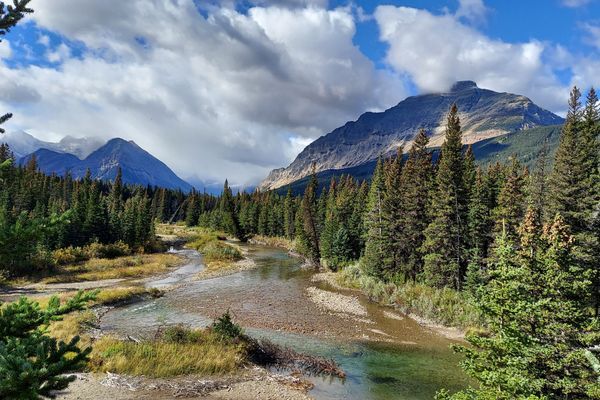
xmin=44 ymin=253 xmax=181 ymax=283
xmin=187 ymin=229 xmax=242 ymax=269
xmin=91 ymin=330 xmax=244 ymax=377
xmin=338 ymin=264 xmax=482 ymax=329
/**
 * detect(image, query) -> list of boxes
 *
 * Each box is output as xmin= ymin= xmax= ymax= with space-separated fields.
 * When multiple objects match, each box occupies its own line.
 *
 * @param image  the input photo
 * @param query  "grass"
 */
xmin=338 ymin=264 xmax=482 ymax=330
xmin=43 ymin=253 xmax=182 ymax=283
xmin=250 ymin=235 xmax=296 ymax=252
xmin=48 ymin=310 xmax=96 ymax=349
xmin=90 ymin=328 xmax=245 ymax=377
xmin=186 ymin=229 xmax=243 ymax=270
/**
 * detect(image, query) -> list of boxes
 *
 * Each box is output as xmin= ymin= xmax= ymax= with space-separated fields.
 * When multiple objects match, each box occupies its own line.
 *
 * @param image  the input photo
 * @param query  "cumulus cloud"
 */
xmin=0 ymin=0 xmax=405 ymax=185
xmin=582 ymin=22 xmax=600 ymax=50
xmin=374 ymin=5 xmax=569 ymax=113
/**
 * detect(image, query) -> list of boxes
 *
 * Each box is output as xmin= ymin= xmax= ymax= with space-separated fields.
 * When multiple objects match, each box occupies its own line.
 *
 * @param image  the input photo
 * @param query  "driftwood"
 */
xmin=246 ymin=337 xmax=346 ymax=379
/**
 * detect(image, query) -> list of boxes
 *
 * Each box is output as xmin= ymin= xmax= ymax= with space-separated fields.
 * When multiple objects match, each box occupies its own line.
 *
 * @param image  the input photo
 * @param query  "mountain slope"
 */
xmin=19 ymin=138 xmax=193 ymax=192
xmin=261 ymin=81 xmax=564 ymax=190
xmin=3 ymin=130 xmax=103 ymax=159
xmin=277 ymin=125 xmax=563 ymax=196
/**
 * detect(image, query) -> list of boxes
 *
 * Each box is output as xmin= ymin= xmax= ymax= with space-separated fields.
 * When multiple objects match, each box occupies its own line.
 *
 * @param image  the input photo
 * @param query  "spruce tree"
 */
xmin=422 ymin=104 xmax=468 ymax=289
xmin=362 ymin=157 xmax=387 ymax=278
xmin=299 ymin=171 xmax=321 ymax=265
xmin=400 ymin=129 xmax=433 ymax=281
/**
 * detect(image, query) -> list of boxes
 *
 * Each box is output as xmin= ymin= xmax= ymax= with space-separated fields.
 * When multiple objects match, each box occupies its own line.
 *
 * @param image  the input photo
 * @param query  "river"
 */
xmin=101 ymin=243 xmax=469 ymax=399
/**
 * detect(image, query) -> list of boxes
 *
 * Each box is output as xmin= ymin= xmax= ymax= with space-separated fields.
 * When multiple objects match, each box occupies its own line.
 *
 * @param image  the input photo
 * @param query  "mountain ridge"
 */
xmin=18 ymin=138 xmax=193 ymax=192
xmin=260 ymin=81 xmax=564 ymax=190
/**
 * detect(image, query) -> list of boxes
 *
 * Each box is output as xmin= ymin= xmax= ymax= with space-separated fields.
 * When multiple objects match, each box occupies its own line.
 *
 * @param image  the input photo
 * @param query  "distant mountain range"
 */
xmin=3 ymin=130 xmax=104 ymax=159
xmin=260 ymin=81 xmax=564 ymax=191
xmin=5 ymin=131 xmax=193 ymax=192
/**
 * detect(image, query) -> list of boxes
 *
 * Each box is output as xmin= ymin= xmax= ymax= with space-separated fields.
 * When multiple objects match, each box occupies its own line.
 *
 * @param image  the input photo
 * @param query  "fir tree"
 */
xmin=400 ymin=129 xmax=433 ymax=281
xmin=422 ymin=104 xmax=468 ymax=289
xmin=299 ymin=171 xmax=321 ymax=265
xmin=362 ymin=157 xmax=387 ymax=278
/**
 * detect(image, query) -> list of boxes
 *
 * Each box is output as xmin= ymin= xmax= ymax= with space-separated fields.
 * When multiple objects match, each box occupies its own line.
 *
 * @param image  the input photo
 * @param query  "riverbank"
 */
xmin=312 ymin=265 xmax=481 ymax=340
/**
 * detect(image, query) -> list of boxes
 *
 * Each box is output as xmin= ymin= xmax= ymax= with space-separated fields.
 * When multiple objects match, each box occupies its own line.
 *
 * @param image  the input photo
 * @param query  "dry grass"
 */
xmin=250 ymin=235 xmax=295 ymax=252
xmin=48 ymin=310 xmax=96 ymax=349
xmin=91 ymin=331 xmax=245 ymax=377
xmin=43 ymin=253 xmax=182 ymax=283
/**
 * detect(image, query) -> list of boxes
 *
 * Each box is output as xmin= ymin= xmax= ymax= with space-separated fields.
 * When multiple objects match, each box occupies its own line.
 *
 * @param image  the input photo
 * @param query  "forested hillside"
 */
xmin=192 ymin=87 xmax=600 ymax=399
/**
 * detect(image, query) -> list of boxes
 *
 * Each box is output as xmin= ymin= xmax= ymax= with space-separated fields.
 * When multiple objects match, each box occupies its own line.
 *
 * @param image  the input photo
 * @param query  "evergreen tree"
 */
xmin=299 ymin=171 xmax=321 ymax=265
xmin=362 ymin=157 xmax=387 ymax=278
xmin=400 ymin=129 xmax=433 ymax=281
xmin=283 ymin=187 xmax=295 ymax=240
xmin=422 ymin=104 xmax=468 ymax=289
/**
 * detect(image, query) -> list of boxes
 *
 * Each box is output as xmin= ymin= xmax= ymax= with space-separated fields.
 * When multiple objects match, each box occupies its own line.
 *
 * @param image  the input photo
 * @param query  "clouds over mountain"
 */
xmin=0 ymin=0 xmax=598 ymax=185
xmin=0 ymin=0 xmax=404 ymax=185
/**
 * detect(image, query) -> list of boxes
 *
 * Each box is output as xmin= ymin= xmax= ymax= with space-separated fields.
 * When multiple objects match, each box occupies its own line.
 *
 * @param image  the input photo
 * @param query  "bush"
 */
xmin=202 ymin=242 xmax=242 ymax=263
xmin=212 ymin=310 xmax=242 ymax=340
xmin=85 ymin=241 xmax=131 ymax=259
xmin=52 ymin=246 xmax=89 ymax=266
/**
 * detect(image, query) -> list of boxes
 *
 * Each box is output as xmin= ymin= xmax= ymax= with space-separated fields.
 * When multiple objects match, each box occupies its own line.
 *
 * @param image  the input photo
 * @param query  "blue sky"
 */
xmin=0 ymin=0 xmax=599 ymax=185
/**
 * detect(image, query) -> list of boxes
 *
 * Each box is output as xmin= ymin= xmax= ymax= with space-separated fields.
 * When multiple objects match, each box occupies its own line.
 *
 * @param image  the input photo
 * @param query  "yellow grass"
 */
xmin=43 ymin=253 xmax=182 ymax=283
xmin=48 ymin=310 xmax=95 ymax=349
xmin=250 ymin=235 xmax=296 ymax=252
xmin=91 ymin=332 xmax=245 ymax=377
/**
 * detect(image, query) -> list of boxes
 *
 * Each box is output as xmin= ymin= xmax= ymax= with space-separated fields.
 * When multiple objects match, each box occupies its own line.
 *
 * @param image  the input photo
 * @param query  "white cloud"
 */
xmin=582 ymin=22 xmax=600 ymax=50
xmin=0 ymin=40 xmax=11 ymax=59
xmin=455 ymin=0 xmax=488 ymax=24
xmin=0 ymin=0 xmax=405 ymax=185
xmin=374 ymin=5 xmax=569 ymax=113
xmin=46 ymin=43 xmax=70 ymax=63
xmin=37 ymin=34 xmax=50 ymax=47
xmin=561 ymin=0 xmax=592 ymax=7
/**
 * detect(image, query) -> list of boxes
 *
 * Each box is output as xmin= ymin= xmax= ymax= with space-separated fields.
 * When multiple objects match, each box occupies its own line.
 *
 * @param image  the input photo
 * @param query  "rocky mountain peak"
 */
xmin=450 ymin=80 xmax=478 ymax=92
xmin=259 ymin=82 xmax=564 ymax=191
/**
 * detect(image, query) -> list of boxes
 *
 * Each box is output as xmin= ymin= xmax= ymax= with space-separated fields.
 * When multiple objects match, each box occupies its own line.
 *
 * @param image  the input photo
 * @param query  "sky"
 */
xmin=0 ymin=0 xmax=599 ymax=187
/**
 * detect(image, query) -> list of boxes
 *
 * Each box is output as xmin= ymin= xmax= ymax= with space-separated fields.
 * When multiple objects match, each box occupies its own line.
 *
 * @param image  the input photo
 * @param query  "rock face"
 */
xmin=260 ymin=81 xmax=564 ymax=190
xmin=19 ymin=138 xmax=193 ymax=192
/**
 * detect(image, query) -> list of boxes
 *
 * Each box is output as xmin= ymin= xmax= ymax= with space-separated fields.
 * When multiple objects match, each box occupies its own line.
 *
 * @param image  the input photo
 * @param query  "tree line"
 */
xmin=0 ymin=147 xmax=209 ymax=276
xmin=194 ymin=87 xmax=600 ymax=399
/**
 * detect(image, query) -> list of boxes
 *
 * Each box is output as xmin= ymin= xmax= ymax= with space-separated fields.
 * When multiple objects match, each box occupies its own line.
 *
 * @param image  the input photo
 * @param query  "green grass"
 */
xmin=338 ymin=264 xmax=482 ymax=330
xmin=186 ymin=229 xmax=243 ymax=270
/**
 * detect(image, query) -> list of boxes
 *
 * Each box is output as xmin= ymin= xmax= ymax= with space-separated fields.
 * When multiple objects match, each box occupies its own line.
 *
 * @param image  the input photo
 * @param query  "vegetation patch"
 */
xmin=186 ymin=229 xmax=243 ymax=270
xmin=90 ymin=331 xmax=245 ymax=377
xmin=43 ymin=253 xmax=182 ymax=283
xmin=338 ymin=264 xmax=481 ymax=330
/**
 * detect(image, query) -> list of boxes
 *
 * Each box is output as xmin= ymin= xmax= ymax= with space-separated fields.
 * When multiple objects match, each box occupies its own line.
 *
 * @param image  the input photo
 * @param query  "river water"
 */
xmin=101 ymin=244 xmax=469 ymax=399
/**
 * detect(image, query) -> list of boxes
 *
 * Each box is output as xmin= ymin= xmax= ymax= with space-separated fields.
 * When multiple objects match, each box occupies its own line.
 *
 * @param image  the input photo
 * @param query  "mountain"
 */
xmin=260 ymin=81 xmax=564 ymax=190
xmin=3 ymin=130 xmax=103 ymax=159
xmin=276 ymin=124 xmax=564 ymax=196
xmin=19 ymin=138 xmax=193 ymax=192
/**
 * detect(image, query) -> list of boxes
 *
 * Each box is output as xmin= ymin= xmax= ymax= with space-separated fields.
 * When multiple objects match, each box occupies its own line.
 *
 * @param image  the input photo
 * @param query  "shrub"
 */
xmin=85 ymin=241 xmax=131 ymax=259
xmin=212 ymin=310 xmax=242 ymax=340
xmin=52 ymin=246 xmax=89 ymax=266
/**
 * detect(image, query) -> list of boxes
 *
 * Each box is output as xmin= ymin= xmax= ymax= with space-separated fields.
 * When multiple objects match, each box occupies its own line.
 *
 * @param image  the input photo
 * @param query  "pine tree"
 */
xmin=0 ymin=290 xmax=96 ymax=399
xmin=422 ymin=104 xmax=468 ymax=289
xmin=299 ymin=171 xmax=321 ymax=265
xmin=362 ymin=157 xmax=387 ymax=278
xmin=400 ymin=129 xmax=433 ymax=281
xmin=283 ymin=187 xmax=295 ymax=240
xmin=381 ymin=148 xmax=404 ymax=278
xmin=493 ymin=157 xmax=527 ymax=243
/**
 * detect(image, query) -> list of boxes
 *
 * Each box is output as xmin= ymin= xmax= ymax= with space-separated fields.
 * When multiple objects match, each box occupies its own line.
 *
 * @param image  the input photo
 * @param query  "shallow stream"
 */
xmin=101 ymin=244 xmax=469 ymax=399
